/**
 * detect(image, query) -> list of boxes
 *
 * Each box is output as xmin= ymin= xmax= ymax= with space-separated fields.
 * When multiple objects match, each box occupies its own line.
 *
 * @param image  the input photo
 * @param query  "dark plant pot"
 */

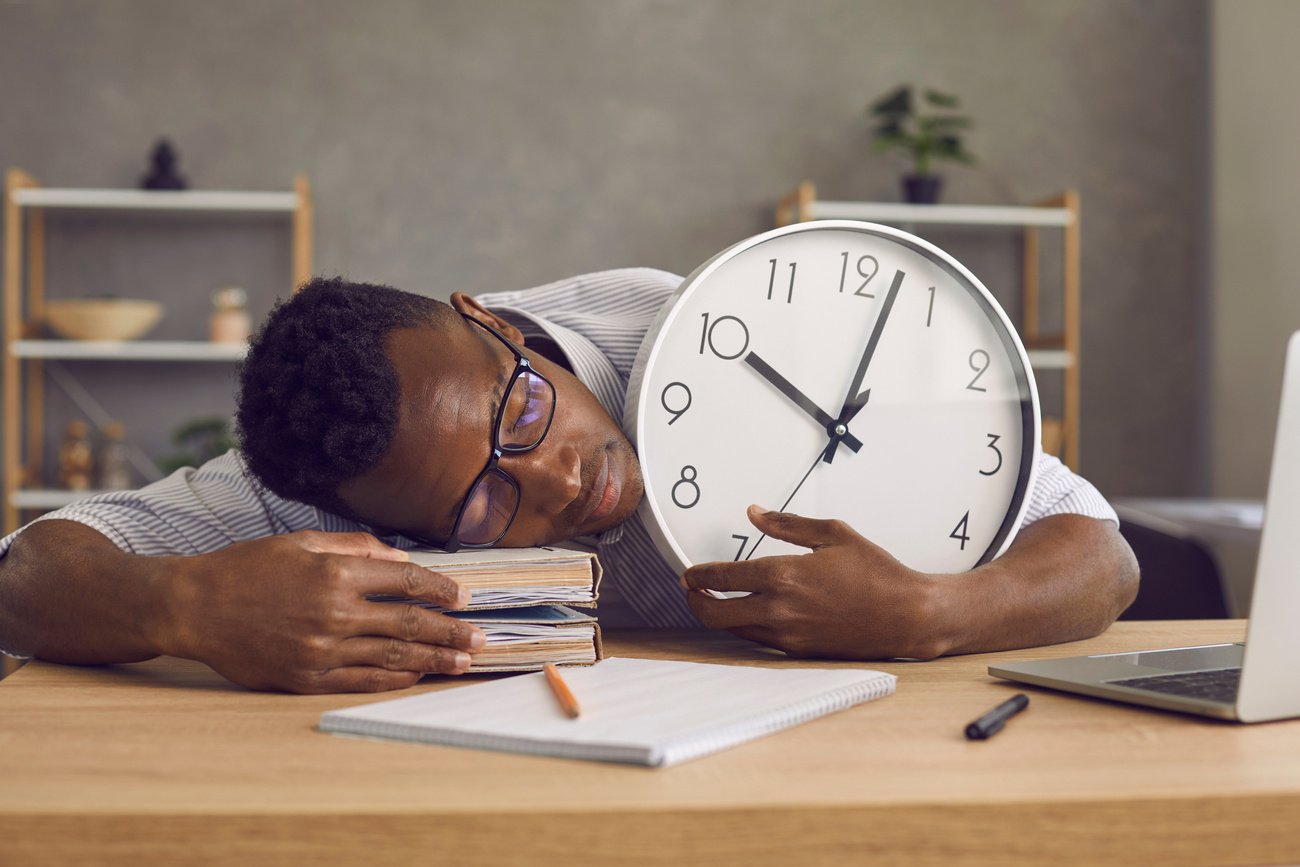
xmin=902 ymin=174 xmax=942 ymax=204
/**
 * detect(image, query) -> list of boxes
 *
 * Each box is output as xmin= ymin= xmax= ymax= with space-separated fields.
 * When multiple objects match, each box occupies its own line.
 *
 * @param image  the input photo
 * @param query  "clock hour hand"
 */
xmin=835 ymin=268 xmax=904 ymax=422
xmin=743 ymin=352 xmax=863 ymax=453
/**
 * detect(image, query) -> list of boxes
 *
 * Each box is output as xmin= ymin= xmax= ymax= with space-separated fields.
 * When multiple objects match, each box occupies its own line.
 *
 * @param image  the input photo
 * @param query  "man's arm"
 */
xmin=681 ymin=505 xmax=1138 ymax=660
xmin=0 ymin=520 xmax=485 ymax=692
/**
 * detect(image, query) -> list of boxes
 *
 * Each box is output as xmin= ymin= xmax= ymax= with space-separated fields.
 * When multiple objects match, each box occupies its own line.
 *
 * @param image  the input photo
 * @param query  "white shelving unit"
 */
xmin=3 ymin=169 xmax=313 ymax=532
xmin=11 ymin=188 xmax=300 ymax=213
xmin=776 ymin=181 xmax=1081 ymax=468
xmin=10 ymin=489 xmax=111 ymax=511
xmin=11 ymin=340 xmax=248 ymax=361
xmin=793 ymin=199 xmax=1073 ymax=228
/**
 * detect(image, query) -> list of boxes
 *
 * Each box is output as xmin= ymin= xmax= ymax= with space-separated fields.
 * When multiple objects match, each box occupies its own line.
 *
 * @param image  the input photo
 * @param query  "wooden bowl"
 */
xmin=44 ymin=299 xmax=163 ymax=341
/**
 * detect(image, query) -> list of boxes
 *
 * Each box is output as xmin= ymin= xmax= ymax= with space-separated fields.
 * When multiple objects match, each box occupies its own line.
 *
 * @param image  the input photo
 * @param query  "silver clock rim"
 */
xmin=624 ymin=219 xmax=1042 ymax=576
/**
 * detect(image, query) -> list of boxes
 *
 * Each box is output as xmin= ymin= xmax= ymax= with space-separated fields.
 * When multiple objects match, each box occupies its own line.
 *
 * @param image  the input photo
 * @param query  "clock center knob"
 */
xmin=833 ymin=424 xmax=847 ymax=436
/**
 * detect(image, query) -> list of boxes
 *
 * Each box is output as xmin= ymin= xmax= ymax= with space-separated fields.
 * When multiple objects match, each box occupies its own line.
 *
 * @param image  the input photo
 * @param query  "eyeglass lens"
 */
xmin=498 ymin=368 xmax=553 ymax=450
xmin=456 ymin=368 xmax=555 ymax=545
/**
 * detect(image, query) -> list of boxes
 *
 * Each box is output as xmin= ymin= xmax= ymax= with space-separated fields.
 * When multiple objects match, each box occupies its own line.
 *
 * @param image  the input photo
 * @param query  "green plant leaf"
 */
xmin=870 ymin=85 xmax=912 ymax=117
xmin=926 ymin=115 xmax=972 ymax=131
xmin=924 ymin=88 xmax=960 ymax=108
xmin=158 ymin=415 xmax=236 ymax=473
xmin=872 ymin=133 xmax=911 ymax=152
xmin=873 ymin=120 xmax=905 ymax=138
xmin=934 ymin=136 xmax=976 ymax=163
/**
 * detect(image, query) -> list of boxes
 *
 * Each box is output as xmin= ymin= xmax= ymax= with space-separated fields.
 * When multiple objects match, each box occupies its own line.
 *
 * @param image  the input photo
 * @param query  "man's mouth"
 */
xmin=577 ymin=446 xmax=621 ymax=532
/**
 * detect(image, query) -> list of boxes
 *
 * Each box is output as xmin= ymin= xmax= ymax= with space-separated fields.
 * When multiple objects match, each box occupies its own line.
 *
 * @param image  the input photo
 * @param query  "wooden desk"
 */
xmin=1113 ymin=497 xmax=1265 ymax=546
xmin=3 ymin=621 xmax=1298 ymax=866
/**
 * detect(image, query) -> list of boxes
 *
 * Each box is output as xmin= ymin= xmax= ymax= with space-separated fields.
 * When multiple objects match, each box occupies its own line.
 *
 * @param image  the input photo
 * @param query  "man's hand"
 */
xmin=158 ymin=530 xmax=484 ymax=693
xmin=682 ymin=505 xmax=945 ymax=660
xmin=682 ymin=505 xmax=1139 ymax=661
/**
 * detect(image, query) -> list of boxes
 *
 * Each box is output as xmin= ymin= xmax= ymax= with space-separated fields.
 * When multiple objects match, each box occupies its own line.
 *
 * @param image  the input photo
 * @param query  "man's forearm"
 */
xmin=0 ymin=520 xmax=170 ymax=664
xmin=934 ymin=514 xmax=1139 ymax=656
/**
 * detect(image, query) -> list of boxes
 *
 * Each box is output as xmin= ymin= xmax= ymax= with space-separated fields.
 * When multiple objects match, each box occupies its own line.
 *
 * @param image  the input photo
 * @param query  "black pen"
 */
xmin=965 ymin=693 xmax=1029 ymax=740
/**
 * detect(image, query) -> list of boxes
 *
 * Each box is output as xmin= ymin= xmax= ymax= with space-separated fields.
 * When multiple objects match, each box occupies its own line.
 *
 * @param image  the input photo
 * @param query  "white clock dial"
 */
xmin=626 ymin=221 xmax=1040 ymax=576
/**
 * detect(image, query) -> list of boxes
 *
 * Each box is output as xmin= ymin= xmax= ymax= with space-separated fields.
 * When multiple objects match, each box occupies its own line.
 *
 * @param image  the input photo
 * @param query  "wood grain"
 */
xmin=3 ymin=621 xmax=1297 ymax=865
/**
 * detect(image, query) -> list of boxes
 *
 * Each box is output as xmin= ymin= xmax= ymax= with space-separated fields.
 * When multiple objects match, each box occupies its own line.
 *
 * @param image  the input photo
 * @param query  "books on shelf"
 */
xmin=373 ymin=546 xmax=603 ymax=672
xmin=320 ymin=657 xmax=898 ymax=767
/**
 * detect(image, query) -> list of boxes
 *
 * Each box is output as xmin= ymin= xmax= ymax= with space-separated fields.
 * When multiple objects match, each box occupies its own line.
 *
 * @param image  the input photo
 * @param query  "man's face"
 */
xmin=337 ymin=294 xmax=644 ymax=547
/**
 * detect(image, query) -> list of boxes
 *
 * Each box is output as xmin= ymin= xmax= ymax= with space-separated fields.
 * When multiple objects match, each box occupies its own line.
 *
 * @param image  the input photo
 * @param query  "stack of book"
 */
xmin=374 ymin=547 xmax=603 ymax=672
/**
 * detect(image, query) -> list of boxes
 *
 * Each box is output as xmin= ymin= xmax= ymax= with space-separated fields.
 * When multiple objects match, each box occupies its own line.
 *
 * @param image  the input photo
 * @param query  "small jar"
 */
xmin=210 ymin=286 xmax=251 ymax=344
xmin=98 ymin=421 xmax=132 ymax=490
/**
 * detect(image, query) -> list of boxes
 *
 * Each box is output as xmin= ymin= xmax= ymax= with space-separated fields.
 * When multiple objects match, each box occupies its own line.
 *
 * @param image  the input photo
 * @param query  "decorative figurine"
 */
xmin=210 ymin=286 xmax=251 ymax=344
xmin=141 ymin=138 xmax=188 ymax=190
xmin=97 ymin=422 xmax=132 ymax=491
xmin=57 ymin=420 xmax=95 ymax=491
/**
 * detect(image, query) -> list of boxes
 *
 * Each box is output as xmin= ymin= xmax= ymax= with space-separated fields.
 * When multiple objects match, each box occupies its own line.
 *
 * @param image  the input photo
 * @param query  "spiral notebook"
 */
xmin=319 ymin=657 xmax=896 ymax=767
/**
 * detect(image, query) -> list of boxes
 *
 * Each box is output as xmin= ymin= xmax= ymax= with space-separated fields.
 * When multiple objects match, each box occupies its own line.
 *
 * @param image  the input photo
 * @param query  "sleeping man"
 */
xmin=0 ymin=269 xmax=1137 ymax=692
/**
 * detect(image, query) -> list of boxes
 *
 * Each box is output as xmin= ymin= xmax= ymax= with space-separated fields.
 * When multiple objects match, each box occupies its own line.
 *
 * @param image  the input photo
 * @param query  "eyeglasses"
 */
xmin=437 ymin=314 xmax=556 ymax=552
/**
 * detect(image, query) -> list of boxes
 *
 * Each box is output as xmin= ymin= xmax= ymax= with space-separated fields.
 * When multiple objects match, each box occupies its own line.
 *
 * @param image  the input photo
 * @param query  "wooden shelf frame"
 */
xmin=2 ymin=169 xmax=313 ymax=532
xmin=775 ymin=181 xmax=1082 ymax=469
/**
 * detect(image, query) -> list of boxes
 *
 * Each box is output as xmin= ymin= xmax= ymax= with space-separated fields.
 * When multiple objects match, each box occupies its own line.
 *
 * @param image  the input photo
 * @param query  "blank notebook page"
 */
xmin=320 ymin=657 xmax=896 ymax=767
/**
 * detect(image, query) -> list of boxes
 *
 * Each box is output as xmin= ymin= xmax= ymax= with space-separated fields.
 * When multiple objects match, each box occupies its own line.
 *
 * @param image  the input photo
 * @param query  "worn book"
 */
xmin=320 ymin=657 xmax=897 ymax=766
xmin=372 ymin=546 xmax=603 ymax=672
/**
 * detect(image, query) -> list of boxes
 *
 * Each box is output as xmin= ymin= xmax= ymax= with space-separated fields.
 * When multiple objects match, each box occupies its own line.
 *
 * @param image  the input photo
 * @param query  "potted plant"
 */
xmin=869 ymin=85 xmax=975 ymax=204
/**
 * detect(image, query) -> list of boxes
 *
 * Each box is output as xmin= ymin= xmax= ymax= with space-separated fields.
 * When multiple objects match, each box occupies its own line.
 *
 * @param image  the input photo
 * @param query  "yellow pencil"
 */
xmin=543 ymin=663 xmax=581 ymax=719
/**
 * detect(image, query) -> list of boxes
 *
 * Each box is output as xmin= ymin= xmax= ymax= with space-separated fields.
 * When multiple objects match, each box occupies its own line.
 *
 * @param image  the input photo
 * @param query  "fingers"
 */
xmin=685 ymin=584 xmax=769 ymax=630
xmin=681 ymin=558 xmax=774 ymax=595
xmin=340 ymin=636 xmax=475 ymax=675
xmin=293 ymin=530 xmax=410 ymax=562
xmin=351 ymin=559 xmax=472 ymax=609
xmin=745 ymin=505 xmax=859 ymax=550
xmin=356 ymin=603 xmax=485 ymax=652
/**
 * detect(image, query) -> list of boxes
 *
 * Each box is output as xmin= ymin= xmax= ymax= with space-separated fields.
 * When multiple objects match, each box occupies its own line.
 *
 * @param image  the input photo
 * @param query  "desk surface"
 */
xmin=1113 ymin=496 xmax=1264 ymax=545
xmin=3 ymin=621 xmax=1298 ymax=866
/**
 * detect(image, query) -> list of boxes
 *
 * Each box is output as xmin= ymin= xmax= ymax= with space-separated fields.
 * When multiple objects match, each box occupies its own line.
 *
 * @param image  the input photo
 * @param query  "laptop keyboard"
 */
xmin=1107 ymin=667 xmax=1241 ymax=704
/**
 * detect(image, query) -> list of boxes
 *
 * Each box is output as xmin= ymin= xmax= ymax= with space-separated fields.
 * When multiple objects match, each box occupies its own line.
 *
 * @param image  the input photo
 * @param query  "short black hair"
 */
xmin=236 ymin=276 xmax=456 ymax=516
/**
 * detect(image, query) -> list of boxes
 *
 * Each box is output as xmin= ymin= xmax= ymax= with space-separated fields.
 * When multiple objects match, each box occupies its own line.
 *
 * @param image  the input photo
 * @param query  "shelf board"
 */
xmin=1026 ymin=349 xmax=1073 ymax=370
xmin=10 ymin=489 xmax=110 ymax=510
xmin=808 ymin=201 xmax=1073 ymax=228
xmin=12 ymin=188 xmax=299 ymax=213
xmin=11 ymin=340 xmax=247 ymax=361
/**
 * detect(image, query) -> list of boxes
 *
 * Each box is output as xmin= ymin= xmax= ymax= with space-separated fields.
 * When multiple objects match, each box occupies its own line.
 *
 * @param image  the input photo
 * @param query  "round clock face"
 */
xmin=625 ymin=220 xmax=1040 ymax=576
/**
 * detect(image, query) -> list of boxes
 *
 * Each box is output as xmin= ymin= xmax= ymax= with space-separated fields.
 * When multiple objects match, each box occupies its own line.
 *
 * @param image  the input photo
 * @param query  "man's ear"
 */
xmin=449 ymin=292 xmax=526 ymax=345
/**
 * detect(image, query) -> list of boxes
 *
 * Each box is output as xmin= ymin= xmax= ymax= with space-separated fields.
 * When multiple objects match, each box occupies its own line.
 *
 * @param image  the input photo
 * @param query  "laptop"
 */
xmin=990 ymin=331 xmax=1300 ymax=723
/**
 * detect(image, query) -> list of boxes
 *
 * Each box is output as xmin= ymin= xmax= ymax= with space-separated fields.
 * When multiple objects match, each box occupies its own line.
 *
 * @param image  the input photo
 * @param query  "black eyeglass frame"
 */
xmin=427 ymin=314 xmax=557 ymax=553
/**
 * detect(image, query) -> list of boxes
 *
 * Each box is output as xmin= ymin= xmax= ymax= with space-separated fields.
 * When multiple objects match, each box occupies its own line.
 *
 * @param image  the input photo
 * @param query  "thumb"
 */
xmin=746 ymin=505 xmax=856 ymax=550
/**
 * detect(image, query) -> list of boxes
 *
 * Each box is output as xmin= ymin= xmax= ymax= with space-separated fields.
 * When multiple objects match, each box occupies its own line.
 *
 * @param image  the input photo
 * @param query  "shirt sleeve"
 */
xmin=0 ymin=450 xmax=324 ymax=559
xmin=1020 ymin=452 xmax=1118 ymax=526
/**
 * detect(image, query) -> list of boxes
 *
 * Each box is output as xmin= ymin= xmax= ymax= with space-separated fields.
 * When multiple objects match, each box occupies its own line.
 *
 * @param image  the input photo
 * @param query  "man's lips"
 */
xmin=576 ymin=447 xmax=620 ymax=531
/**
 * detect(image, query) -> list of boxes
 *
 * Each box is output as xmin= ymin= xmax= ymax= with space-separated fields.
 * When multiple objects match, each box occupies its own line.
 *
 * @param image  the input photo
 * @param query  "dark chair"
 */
xmin=1118 ymin=517 xmax=1231 ymax=620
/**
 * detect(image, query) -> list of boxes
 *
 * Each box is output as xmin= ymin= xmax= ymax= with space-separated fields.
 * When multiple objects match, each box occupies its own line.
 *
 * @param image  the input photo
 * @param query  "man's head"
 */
xmin=236 ymin=277 xmax=643 ymax=547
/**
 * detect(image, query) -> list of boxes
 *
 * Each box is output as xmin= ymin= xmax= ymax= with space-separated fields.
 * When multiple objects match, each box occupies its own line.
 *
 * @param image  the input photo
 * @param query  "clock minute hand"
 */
xmin=743 ymin=352 xmax=863 ymax=453
xmin=836 ymin=268 xmax=905 ymax=420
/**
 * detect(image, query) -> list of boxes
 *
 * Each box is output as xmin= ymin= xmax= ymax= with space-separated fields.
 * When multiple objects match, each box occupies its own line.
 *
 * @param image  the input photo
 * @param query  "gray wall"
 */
xmin=1212 ymin=0 xmax=1300 ymax=499
xmin=0 ymin=0 xmax=1210 ymax=503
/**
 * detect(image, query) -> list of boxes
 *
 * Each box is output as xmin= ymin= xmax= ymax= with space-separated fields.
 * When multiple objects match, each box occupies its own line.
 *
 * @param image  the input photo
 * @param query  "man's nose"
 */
xmin=507 ymin=441 xmax=584 ymax=514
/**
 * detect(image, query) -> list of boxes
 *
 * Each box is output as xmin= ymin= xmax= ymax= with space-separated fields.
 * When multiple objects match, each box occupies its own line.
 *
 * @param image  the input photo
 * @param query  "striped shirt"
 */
xmin=0 ymin=268 xmax=1116 ymax=630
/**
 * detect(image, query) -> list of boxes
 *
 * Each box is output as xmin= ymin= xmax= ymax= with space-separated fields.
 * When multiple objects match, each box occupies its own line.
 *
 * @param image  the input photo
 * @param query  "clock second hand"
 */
xmin=744 ymin=447 xmax=826 ymax=561
xmin=741 ymin=272 xmax=906 ymax=561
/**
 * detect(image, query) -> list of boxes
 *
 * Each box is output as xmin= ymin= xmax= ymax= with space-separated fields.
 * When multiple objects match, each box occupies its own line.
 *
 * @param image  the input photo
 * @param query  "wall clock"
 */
xmin=625 ymin=220 xmax=1040 ymax=576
